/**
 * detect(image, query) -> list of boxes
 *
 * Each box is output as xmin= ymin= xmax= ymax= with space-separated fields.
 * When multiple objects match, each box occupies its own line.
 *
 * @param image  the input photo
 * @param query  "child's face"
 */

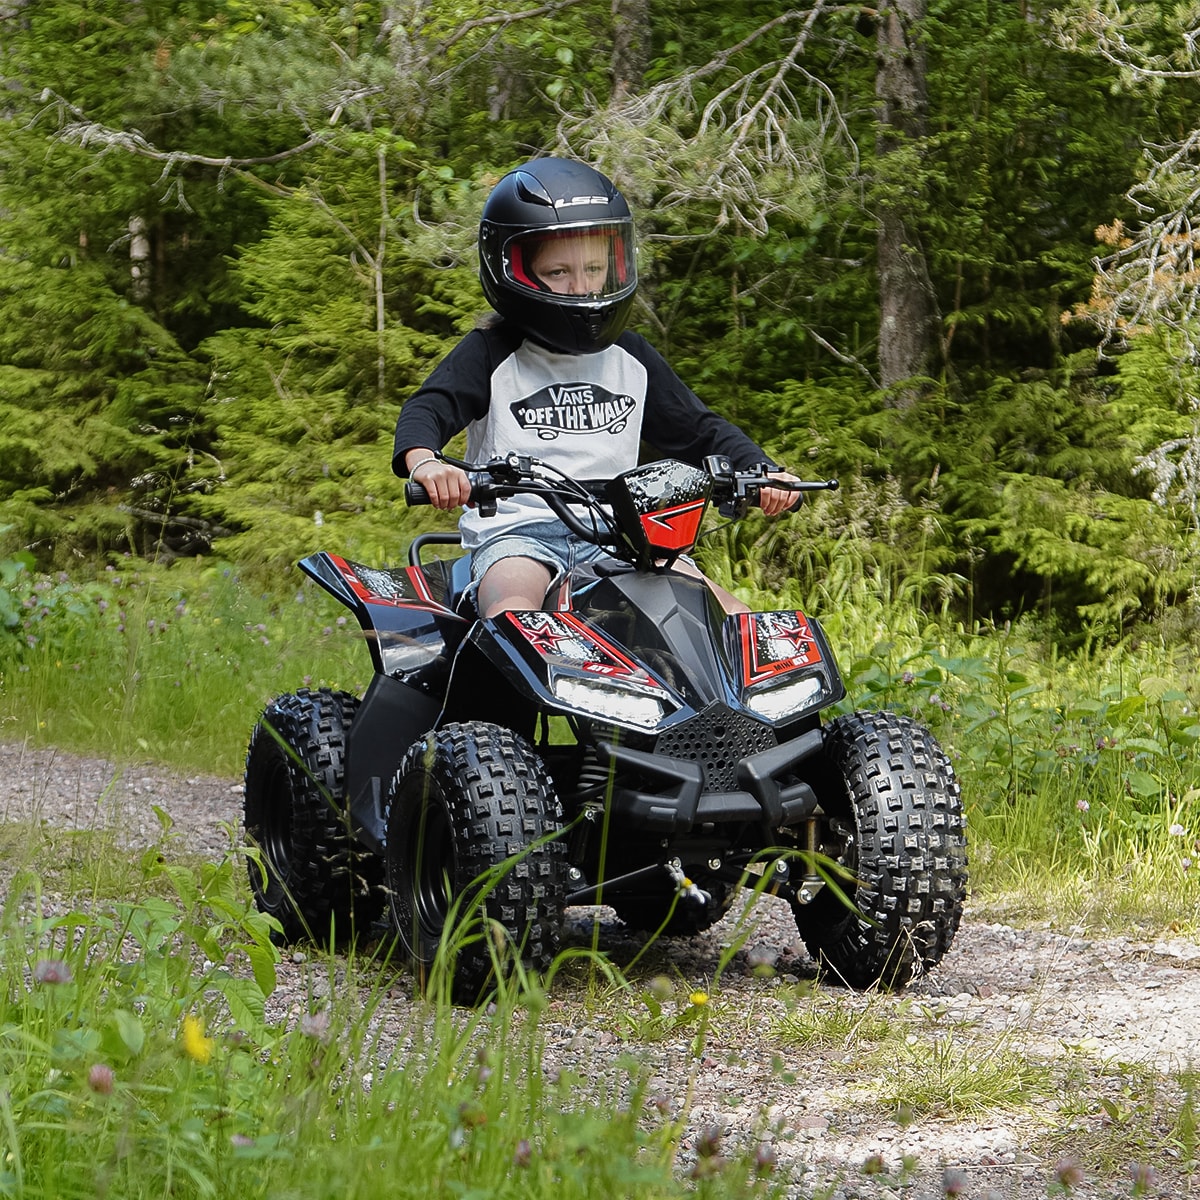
xmin=529 ymin=234 xmax=611 ymax=295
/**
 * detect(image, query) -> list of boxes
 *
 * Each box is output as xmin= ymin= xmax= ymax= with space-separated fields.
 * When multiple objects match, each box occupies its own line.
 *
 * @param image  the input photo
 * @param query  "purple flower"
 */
xmin=33 ymin=959 xmax=72 ymax=985
xmin=1129 ymin=1163 xmax=1157 ymax=1194
xmin=943 ymin=1166 xmax=968 ymax=1196
xmin=754 ymin=1142 xmax=777 ymax=1176
xmin=299 ymin=1010 xmax=331 ymax=1042
xmin=88 ymin=1063 xmax=115 ymax=1094
xmin=1054 ymin=1158 xmax=1084 ymax=1189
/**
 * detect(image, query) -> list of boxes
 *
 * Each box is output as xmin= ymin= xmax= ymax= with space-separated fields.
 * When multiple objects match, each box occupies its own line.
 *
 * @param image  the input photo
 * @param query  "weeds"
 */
xmin=0 ymin=840 xmax=782 ymax=1200
xmin=3 ymin=546 xmax=1200 ymax=1196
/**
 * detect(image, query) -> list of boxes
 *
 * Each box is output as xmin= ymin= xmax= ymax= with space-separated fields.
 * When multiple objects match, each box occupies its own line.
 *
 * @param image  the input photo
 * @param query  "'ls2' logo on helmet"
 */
xmin=511 ymin=383 xmax=636 ymax=440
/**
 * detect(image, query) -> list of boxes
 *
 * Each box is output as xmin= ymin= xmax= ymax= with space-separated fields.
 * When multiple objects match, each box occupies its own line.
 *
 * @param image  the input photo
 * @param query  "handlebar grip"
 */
xmin=405 ymin=480 xmax=431 ymax=506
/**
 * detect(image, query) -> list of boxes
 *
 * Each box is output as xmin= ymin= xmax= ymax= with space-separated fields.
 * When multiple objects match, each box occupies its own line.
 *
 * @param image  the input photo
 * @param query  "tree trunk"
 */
xmin=875 ymin=0 xmax=942 ymax=405
xmin=129 ymin=215 xmax=151 ymax=303
xmin=611 ymin=0 xmax=649 ymax=102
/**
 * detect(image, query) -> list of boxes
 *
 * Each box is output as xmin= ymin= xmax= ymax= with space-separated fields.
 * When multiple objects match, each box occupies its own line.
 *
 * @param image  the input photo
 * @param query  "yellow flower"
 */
xmin=181 ymin=1014 xmax=214 ymax=1064
xmin=689 ymin=991 xmax=709 ymax=1007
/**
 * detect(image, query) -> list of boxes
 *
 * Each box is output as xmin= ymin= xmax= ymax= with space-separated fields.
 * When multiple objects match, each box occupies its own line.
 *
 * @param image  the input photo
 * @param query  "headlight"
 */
xmin=744 ymin=674 xmax=824 ymax=722
xmin=552 ymin=675 xmax=667 ymax=730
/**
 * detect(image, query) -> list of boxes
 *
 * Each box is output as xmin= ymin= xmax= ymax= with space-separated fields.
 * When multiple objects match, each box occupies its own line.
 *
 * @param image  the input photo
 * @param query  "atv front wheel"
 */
xmin=244 ymin=689 xmax=383 ymax=945
xmin=384 ymin=722 xmax=566 ymax=1004
xmin=793 ymin=710 xmax=967 ymax=989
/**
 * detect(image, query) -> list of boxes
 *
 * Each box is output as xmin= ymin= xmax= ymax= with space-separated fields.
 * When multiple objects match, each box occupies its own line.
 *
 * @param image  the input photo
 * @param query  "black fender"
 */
xmin=344 ymin=672 xmax=440 ymax=853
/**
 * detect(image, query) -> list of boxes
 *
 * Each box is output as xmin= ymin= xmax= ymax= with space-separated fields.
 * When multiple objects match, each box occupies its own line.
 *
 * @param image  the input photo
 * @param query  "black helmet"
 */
xmin=479 ymin=158 xmax=637 ymax=354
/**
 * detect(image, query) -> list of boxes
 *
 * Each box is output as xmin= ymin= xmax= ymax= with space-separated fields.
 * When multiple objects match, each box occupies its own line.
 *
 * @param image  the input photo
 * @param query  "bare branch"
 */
xmin=59 ymin=121 xmax=328 ymax=169
xmin=436 ymin=0 xmax=594 ymax=54
xmin=557 ymin=2 xmax=856 ymax=238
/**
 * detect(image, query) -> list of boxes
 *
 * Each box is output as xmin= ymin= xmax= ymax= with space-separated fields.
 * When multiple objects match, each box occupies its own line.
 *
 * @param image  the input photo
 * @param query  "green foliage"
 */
xmin=2 ymin=0 xmax=1200 ymax=635
xmin=0 ymin=838 xmax=778 ymax=1200
xmin=0 ymin=556 xmax=372 ymax=774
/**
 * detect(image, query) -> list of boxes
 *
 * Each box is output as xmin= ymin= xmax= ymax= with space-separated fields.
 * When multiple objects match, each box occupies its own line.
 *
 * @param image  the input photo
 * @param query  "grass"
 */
xmin=1 ymin=555 xmax=368 ymax=775
xmin=1 ymin=818 xmax=783 ymax=1200
xmin=3 ymin=547 xmax=1200 ymax=1196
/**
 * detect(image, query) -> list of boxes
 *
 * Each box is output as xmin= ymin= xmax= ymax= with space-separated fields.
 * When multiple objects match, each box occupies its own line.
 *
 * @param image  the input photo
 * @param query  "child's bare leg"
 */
xmin=478 ymin=556 xmax=553 ymax=618
xmin=671 ymin=558 xmax=749 ymax=614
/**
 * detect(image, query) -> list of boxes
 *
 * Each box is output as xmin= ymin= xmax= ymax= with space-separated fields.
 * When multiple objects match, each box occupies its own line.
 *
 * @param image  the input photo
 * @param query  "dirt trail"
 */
xmin=2 ymin=738 xmax=1197 ymax=1198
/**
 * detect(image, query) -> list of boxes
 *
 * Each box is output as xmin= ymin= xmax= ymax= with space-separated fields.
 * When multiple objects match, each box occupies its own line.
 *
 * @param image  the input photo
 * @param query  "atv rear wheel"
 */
xmin=384 ymin=722 xmax=566 ymax=1004
xmin=793 ymin=710 xmax=967 ymax=989
xmin=244 ymin=689 xmax=383 ymax=945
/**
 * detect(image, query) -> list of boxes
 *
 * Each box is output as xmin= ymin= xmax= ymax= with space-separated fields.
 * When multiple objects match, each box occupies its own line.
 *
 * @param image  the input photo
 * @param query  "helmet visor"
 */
xmin=504 ymin=222 xmax=636 ymax=304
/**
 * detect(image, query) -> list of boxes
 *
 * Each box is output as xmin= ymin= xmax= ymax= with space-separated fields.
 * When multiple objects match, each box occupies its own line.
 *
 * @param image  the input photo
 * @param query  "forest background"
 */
xmin=3 ymin=0 xmax=1200 ymax=644
xmin=3 ymin=9 xmax=1200 ymax=1194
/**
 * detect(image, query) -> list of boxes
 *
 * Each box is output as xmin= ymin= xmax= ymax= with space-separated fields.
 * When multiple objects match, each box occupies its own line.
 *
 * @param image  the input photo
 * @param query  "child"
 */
xmin=393 ymin=157 xmax=799 ymax=617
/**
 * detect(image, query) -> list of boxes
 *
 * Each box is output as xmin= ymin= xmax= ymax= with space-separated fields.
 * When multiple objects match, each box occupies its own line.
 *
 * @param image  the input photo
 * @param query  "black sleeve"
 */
xmin=623 ymin=332 xmax=777 ymax=471
xmin=392 ymin=328 xmax=509 ymax=477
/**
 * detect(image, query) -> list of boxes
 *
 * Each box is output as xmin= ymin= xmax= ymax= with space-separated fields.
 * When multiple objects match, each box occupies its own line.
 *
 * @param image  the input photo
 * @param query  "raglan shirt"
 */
xmin=393 ymin=324 xmax=774 ymax=550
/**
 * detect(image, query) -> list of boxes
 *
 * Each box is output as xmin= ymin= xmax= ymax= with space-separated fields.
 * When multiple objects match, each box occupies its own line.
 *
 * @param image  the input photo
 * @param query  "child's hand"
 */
xmin=409 ymin=453 xmax=473 ymax=510
xmin=760 ymin=471 xmax=802 ymax=517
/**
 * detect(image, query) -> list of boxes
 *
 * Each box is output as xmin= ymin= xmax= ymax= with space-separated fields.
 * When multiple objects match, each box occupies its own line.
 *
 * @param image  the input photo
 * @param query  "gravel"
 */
xmin=2 ymin=737 xmax=1197 ymax=1199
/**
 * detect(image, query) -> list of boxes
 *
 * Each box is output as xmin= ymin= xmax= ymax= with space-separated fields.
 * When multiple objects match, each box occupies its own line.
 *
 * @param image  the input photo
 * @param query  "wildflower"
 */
xmin=689 ymin=1124 xmax=726 ymax=1178
xmin=1183 ymin=857 xmax=1192 ymax=871
xmin=33 ymin=959 xmax=72 ymax=985
xmin=299 ymin=1009 xmax=331 ymax=1043
xmin=1054 ymin=1158 xmax=1084 ymax=1190
xmin=689 ymin=990 xmax=709 ymax=1007
xmin=754 ymin=1142 xmax=778 ymax=1176
xmin=87 ymin=1064 xmax=115 ymax=1094
xmin=1076 ymin=799 xmax=1090 ymax=813
xmin=901 ymin=670 xmax=915 ymax=684
xmin=458 ymin=1099 xmax=487 ymax=1129
xmin=696 ymin=1125 xmax=722 ymax=1157
xmin=512 ymin=1139 xmax=532 ymax=1168
xmin=1129 ymin=1163 xmax=1157 ymax=1195
xmin=1169 ymin=823 xmax=1186 ymax=837
xmin=862 ymin=1153 xmax=886 ymax=1175
xmin=230 ymin=1134 xmax=255 ymax=1148
xmin=181 ymin=1014 xmax=214 ymax=1064
xmin=943 ymin=1166 xmax=968 ymax=1196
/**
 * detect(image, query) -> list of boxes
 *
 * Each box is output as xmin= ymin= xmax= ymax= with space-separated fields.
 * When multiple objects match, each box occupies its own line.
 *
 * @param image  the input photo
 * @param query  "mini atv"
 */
xmin=244 ymin=454 xmax=968 ymax=1000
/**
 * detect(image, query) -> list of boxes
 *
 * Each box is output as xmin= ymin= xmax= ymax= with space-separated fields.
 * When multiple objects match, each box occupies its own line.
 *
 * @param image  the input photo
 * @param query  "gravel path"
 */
xmin=2 ymin=738 xmax=1197 ymax=1199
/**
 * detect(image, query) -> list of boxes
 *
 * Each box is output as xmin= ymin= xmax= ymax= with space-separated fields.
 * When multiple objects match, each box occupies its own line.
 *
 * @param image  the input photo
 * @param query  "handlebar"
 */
xmin=406 ymin=458 xmax=836 ymax=506
xmin=405 ymin=454 xmax=838 ymax=542
xmin=405 ymin=456 xmax=621 ymax=545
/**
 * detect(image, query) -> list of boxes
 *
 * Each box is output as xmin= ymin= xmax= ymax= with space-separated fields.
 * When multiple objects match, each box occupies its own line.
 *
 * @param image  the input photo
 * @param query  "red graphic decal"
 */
xmin=509 ymin=612 xmax=664 ymax=688
xmin=328 ymin=554 xmax=453 ymax=615
xmin=638 ymin=499 xmax=707 ymax=551
xmin=738 ymin=611 xmax=821 ymax=685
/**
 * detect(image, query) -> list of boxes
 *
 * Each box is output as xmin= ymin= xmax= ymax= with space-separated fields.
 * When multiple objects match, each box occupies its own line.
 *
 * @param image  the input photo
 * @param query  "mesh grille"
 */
xmin=653 ymin=705 xmax=776 ymax=792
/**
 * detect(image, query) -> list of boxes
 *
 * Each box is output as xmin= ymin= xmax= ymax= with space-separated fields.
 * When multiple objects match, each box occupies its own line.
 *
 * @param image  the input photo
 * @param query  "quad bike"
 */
xmin=244 ymin=453 xmax=968 ymax=1001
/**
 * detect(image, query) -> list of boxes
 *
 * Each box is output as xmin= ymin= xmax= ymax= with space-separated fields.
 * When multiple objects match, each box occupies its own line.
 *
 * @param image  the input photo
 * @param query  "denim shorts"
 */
xmin=470 ymin=519 xmax=609 ymax=584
